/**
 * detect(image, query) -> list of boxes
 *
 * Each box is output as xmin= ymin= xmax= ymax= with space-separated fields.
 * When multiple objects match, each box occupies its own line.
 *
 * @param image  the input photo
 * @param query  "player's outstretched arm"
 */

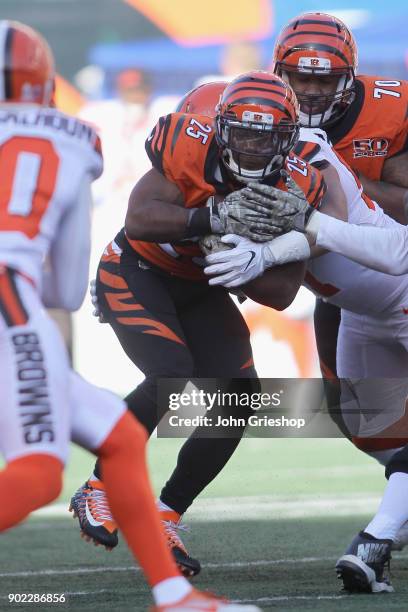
xmin=306 ymin=212 xmax=408 ymax=275
xmin=42 ymin=175 xmax=93 ymax=311
xmin=203 ymin=161 xmax=349 ymax=286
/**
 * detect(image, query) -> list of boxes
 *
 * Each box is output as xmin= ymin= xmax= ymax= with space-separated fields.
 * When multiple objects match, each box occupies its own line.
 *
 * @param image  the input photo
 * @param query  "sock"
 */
xmin=98 ymin=410 xmax=181 ymax=586
xmin=365 ymin=472 xmax=408 ymax=540
xmin=0 ymin=454 xmax=63 ymax=531
xmin=152 ymin=577 xmax=192 ymax=606
xmin=157 ymin=499 xmax=176 ymax=513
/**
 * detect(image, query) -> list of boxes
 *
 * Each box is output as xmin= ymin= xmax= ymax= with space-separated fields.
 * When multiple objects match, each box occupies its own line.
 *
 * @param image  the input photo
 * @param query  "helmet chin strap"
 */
xmin=299 ymin=107 xmax=334 ymax=127
xmin=232 ymin=174 xmax=255 ymax=185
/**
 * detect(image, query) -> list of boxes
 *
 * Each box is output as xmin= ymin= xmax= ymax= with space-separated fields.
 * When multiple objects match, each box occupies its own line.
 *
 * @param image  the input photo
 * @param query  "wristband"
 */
xmin=304 ymin=210 xmax=323 ymax=241
xmin=184 ymin=207 xmax=212 ymax=238
xmin=263 ymin=231 xmax=311 ymax=267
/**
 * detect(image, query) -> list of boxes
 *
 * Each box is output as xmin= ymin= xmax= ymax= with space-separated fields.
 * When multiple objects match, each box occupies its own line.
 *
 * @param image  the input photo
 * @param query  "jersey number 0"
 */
xmin=0 ymin=136 xmax=59 ymax=238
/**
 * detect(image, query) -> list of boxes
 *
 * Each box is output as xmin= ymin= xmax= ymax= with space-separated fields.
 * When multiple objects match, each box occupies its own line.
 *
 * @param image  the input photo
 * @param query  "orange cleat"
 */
xmin=69 ymin=479 xmax=118 ymax=550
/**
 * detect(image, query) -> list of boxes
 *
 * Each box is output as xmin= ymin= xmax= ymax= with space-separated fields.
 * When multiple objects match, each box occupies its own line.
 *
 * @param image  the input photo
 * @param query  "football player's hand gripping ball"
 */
xmin=239 ymin=175 xmax=314 ymax=234
xmin=207 ymin=189 xmax=281 ymax=241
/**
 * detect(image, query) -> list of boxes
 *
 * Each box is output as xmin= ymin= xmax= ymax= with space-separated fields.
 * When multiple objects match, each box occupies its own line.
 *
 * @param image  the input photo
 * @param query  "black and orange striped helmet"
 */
xmin=215 ymin=71 xmax=299 ymax=183
xmin=176 ymin=81 xmax=228 ymax=117
xmin=0 ymin=20 xmax=55 ymax=105
xmin=273 ymin=12 xmax=357 ymax=127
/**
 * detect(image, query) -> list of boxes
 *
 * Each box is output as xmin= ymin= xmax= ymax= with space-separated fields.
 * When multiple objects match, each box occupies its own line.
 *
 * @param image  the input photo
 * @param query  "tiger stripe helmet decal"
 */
xmin=215 ymin=71 xmax=300 ymax=183
xmin=273 ymin=12 xmax=358 ymax=127
xmin=0 ymin=20 xmax=55 ymax=105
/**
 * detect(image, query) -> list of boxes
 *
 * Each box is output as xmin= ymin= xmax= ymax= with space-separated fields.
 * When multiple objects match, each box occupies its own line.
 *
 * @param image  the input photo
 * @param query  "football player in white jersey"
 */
xmin=203 ymin=124 xmax=408 ymax=593
xmin=0 ymin=20 xmax=259 ymax=612
xmin=204 ymin=127 xmax=408 ymax=416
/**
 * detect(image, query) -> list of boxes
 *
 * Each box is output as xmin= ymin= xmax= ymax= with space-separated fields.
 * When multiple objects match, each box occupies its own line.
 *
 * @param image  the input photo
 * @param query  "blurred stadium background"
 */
xmin=1 ymin=1 xmax=408 ymax=609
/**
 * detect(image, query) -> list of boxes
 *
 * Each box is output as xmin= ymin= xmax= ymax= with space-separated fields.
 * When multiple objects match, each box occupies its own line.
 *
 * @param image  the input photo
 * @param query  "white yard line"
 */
xmin=0 ymin=556 xmax=335 ymax=579
xmin=32 ymin=492 xmax=381 ymax=521
xmin=236 ymin=595 xmax=346 ymax=603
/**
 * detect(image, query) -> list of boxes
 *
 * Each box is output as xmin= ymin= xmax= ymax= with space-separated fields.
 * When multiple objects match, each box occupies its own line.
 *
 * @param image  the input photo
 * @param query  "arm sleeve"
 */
xmin=309 ymin=211 xmax=408 ymax=275
xmin=41 ymin=174 xmax=93 ymax=310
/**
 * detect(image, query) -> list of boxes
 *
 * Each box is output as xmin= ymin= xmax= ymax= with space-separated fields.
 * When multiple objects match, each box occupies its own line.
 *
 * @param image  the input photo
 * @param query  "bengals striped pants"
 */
xmin=92 ymin=239 xmax=258 ymax=513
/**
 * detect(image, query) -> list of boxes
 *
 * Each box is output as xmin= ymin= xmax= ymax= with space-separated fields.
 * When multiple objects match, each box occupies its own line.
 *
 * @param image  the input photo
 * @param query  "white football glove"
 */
xmin=204 ymin=232 xmax=311 ymax=288
xmin=90 ymin=279 xmax=107 ymax=323
xmin=204 ymin=234 xmax=272 ymax=288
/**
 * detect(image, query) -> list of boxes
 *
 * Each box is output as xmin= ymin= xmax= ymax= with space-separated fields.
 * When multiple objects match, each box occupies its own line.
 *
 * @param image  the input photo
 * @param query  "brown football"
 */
xmin=199 ymin=195 xmax=231 ymax=256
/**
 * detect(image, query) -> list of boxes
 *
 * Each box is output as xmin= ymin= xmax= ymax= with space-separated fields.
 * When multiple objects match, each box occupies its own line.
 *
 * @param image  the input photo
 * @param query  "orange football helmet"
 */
xmin=0 ymin=20 xmax=55 ymax=105
xmin=273 ymin=12 xmax=358 ymax=127
xmin=175 ymin=81 xmax=228 ymax=117
xmin=215 ymin=71 xmax=299 ymax=182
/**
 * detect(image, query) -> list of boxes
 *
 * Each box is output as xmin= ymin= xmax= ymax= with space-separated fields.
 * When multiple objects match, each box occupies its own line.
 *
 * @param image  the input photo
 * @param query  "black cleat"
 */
xmin=336 ymin=531 xmax=394 ymax=593
xmin=69 ymin=479 xmax=119 ymax=550
xmin=171 ymin=545 xmax=201 ymax=578
xmin=160 ymin=509 xmax=201 ymax=577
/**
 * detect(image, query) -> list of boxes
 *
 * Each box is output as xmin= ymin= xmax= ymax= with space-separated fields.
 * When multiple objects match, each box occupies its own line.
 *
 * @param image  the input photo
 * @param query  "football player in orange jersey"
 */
xmin=271 ymin=11 xmax=408 ymax=449
xmin=70 ymin=73 xmax=328 ymax=572
xmin=0 ymin=20 xmax=261 ymax=612
xmin=273 ymin=12 xmax=408 ymax=222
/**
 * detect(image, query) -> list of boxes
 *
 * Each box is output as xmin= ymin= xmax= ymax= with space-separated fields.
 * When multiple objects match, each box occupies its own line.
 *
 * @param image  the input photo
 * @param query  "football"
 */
xmin=199 ymin=233 xmax=231 ymax=256
xmin=199 ymin=194 xmax=232 ymax=256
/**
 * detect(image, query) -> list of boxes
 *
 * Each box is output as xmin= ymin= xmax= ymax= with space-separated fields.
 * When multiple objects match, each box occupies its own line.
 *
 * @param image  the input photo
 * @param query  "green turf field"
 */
xmin=1 ymin=438 xmax=407 ymax=611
